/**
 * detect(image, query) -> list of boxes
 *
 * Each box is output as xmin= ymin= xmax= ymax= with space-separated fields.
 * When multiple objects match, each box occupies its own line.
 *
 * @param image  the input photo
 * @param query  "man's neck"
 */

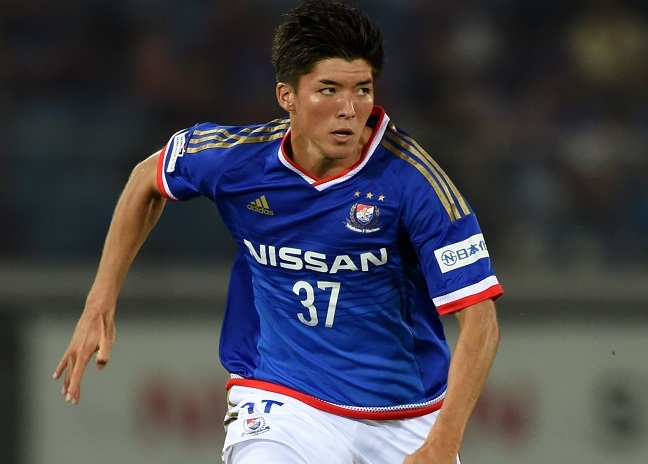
xmin=288 ymin=126 xmax=373 ymax=180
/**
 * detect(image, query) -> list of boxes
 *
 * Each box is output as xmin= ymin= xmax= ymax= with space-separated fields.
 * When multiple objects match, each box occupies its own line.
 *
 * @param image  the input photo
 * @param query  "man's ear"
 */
xmin=276 ymin=82 xmax=295 ymax=112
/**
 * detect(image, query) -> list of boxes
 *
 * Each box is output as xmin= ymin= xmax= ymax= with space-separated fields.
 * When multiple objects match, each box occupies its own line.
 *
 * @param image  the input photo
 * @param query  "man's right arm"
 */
xmin=53 ymin=152 xmax=166 ymax=405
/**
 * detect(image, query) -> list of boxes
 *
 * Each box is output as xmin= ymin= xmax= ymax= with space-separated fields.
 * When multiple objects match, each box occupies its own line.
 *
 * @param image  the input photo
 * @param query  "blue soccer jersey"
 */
xmin=157 ymin=106 xmax=503 ymax=419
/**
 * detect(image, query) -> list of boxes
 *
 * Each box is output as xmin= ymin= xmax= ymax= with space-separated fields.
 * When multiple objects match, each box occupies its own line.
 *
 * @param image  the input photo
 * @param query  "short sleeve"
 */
xmin=403 ymin=170 xmax=503 ymax=314
xmin=157 ymin=128 xmax=202 ymax=201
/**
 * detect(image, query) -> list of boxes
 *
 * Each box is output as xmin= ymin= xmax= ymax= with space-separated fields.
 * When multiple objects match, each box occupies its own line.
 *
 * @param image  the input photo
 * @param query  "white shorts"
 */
xmin=222 ymin=386 xmax=460 ymax=464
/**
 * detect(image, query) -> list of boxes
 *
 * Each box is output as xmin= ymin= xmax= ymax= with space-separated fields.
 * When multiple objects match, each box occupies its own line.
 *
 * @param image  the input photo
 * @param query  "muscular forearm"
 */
xmin=54 ymin=153 xmax=166 ymax=404
xmin=426 ymin=299 xmax=499 ymax=455
xmin=87 ymin=153 xmax=166 ymax=309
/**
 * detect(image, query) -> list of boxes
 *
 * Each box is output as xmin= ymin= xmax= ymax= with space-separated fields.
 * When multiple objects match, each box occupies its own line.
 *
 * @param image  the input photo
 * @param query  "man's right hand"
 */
xmin=52 ymin=152 xmax=164 ymax=405
xmin=53 ymin=306 xmax=116 ymax=405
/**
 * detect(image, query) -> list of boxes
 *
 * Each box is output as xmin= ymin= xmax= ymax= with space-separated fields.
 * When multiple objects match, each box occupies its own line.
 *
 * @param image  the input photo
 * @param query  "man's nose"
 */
xmin=337 ymin=95 xmax=356 ymax=119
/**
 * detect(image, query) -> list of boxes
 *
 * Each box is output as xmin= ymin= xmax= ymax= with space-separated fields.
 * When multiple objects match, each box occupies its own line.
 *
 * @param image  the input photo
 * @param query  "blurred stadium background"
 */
xmin=1 ymin=0 xmax=647 ymax=463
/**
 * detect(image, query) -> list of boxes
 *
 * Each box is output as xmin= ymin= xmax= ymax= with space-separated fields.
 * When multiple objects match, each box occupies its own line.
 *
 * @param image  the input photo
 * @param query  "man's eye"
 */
xmin=358 ymin=87 xmax=372 ymax=96
xmin=320 ymin=87 xmax=335 ymax=95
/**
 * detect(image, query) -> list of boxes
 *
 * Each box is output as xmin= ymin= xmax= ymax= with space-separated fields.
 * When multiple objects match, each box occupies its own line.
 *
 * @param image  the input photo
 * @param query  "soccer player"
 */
xmin=54 ymin=1 xmax=502 ymax=463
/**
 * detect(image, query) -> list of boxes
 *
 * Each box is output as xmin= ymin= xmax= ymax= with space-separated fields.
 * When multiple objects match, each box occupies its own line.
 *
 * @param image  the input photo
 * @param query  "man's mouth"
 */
xmin=331 ymin=129 xmax=354 ymax=140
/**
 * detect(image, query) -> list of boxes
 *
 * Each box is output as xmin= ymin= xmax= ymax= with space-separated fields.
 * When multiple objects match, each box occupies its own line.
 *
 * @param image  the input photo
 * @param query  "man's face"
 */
xmin=277 ymin=58 xmax=375 ymax=163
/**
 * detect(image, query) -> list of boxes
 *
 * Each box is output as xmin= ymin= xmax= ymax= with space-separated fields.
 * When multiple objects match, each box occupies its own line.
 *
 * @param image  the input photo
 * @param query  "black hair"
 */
xmin=271 ymin=0 xmax=384 ymax=88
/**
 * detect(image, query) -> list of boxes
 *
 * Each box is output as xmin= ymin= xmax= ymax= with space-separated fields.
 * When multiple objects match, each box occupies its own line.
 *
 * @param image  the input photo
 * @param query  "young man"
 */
xmin=54 ymin=1 xmax=502 ymax=463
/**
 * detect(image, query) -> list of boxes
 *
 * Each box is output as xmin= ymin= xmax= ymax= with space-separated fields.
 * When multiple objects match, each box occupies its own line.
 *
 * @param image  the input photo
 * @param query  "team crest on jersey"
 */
xmin=346 ymin=203 xmax=381 ymax=233
xmin=241 ymin=415 xmax=270 ymax=436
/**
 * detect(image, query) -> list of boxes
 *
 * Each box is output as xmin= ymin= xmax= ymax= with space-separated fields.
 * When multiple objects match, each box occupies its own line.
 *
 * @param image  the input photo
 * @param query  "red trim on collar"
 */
xmin=279 ymin=106 xmax=387 ymax=185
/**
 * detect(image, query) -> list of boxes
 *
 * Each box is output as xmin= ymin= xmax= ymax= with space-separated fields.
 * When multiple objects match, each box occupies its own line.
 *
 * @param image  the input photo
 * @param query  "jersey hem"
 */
xmin=225 ymin=377 xmax=445 ymax=420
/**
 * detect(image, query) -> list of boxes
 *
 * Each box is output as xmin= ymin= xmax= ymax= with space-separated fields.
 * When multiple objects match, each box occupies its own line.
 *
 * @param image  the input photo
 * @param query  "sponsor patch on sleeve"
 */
xmin=434 ymin=233 xmax=490 ymax=273
xmin=166 ymin=131 xmax=187 ymax=173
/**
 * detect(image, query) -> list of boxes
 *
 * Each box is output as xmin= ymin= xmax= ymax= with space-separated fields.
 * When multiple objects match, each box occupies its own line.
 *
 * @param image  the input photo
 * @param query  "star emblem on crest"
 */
xmin=351 ymin=191 xmax=386 ymax=201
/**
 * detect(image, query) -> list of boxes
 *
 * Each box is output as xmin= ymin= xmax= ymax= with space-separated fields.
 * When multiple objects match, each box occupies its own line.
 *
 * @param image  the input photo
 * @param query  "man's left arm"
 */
xmin=404 ymin=298 xmax=499 ymax=463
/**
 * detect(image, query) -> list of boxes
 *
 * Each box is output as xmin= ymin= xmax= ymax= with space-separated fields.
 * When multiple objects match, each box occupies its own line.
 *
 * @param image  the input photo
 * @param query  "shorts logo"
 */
xmin=345 ymin=203 xmax=381 ymax=234
xmin=434 ymin=234 xmax=490 ymax=273
xmin=242 ymin=415 xmax=270 ymax=436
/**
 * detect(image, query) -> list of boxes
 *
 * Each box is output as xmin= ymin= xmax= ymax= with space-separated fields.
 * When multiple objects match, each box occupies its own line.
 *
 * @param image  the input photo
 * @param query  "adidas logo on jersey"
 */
xmin=247 ymin=195 xmax=274 ymax=216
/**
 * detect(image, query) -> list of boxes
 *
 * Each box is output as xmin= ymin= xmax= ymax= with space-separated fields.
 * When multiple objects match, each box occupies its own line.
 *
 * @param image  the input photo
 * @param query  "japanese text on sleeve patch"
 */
xmin=434 ymin=233 xmax=490 ymax=273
